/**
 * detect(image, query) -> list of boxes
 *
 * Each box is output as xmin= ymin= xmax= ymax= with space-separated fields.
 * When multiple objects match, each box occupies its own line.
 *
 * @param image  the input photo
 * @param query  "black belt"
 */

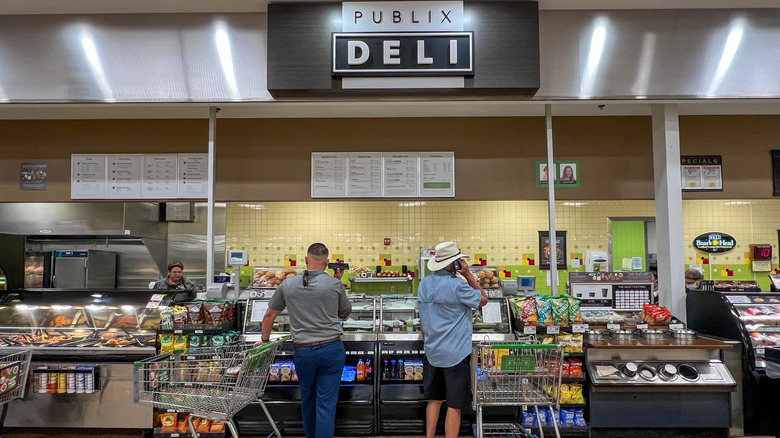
xmin=294 ymin=337 xmax=340 ymax=348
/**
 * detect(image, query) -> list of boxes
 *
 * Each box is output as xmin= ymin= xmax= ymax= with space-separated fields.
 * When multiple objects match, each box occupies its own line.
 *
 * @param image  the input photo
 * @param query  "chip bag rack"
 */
xmin=134 ymin=337 xmax=289 ymax=438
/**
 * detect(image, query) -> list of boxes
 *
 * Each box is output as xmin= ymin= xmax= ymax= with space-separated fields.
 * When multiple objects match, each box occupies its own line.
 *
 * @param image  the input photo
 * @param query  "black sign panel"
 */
xmin=333 ymin=32 xmax=473 ymax=76
xmin=693 ymin=232 xmax=736 ymax=253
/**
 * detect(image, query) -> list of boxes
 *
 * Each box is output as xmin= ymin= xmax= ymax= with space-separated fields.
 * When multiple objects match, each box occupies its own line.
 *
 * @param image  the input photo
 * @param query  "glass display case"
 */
xmin=379 ymin=296 xmax=420 ymax=340
xmin=342 ymin=296 xmax=376 ymax=340
xmin=472 ymin=297 xmax=514 ymax=342
xmin=0 ymin=289 xmax=186 ymax=357
xmin=248 ymin=266 xmax=302 ymax=298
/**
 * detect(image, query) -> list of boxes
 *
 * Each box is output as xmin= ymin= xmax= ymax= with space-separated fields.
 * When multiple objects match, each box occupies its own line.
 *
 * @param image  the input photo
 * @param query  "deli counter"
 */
xmin=0 ymin=289 xmax=189 ymax=429
xmin=237 ymin=295 xmax=514 ymax=436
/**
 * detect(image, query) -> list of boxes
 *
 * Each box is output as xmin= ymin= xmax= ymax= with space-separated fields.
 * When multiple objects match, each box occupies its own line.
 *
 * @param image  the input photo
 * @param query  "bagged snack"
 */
xmin=522 ymin=410 xmax=536 ymax=428
xmin=562 ymin=408 xmax=576 ymax=428
xmin=160 ymin=412 xmax=177 ymax=433
xmin=641 ymin=303 xmax=673 ymax=323
xmin=559 ymin=384 xmax=571 ymax=404
xmin=158 ymin=333 xmax=174 ymax=354
xmin=559 ymin=334 xmax=584 ymax=353
xmin=186 ymin=302 xmax=203 ymax=325
xmin=551 ymin=298 xmax=570 ymax=326
xmin=568 ymin=359 xmax=583 ymax=378
xmin=177 ymin=413 xmax=189 ymax=433
xmin=159 ymin=308 xmax=174 ymax=330
xmin=203 ymin=301 xmax=226 ymax=326
xmin=568 ymin=297 xmax=582 ymax=324
xmin=172 ymin=306 xmax=188 ymax=325
xmin=520 ymin=297 xmax=538 ymax=326
xmin=574 ymin=408 xmax=587 ymax=428
xmin=537 ymin=298 xmax=554 ymax=326
xmin=561 ymin=360 xmax=570 ymax=378
xmin=173 ymin=334 xmax=188 ymax=352
xmin=569 ymin=384 xmax=585 ymax=404
xmin=211 ymin=421 xmax=226 ymax=433
xmin=195 ymin=417 xmax=212 ymax=433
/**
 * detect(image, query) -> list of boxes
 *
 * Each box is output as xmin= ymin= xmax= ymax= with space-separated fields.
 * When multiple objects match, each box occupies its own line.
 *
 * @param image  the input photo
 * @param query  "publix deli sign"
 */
xmin=693 ymin=232 xmax=736 ymax=254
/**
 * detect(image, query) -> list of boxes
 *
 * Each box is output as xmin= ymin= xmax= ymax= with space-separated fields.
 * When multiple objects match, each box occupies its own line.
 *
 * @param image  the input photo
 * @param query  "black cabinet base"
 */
xmin=591 ymin=428 xmax=729 ymax=438
xmin=589 ymin=391 xmax=730 ymax=429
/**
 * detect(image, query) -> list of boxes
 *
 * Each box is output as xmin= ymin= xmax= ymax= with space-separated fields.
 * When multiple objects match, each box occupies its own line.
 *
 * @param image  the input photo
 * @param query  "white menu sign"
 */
xmin=347 ymin=152 xmax=382 ymax=197
xmin=311 ymin=153 xmax=347 ymax=198
xmin=108 ymin=155 xmax=143 ymax=199
xmin=71 ymin=154 xmax=107 ymax=199
xmin=177 ymin=154 xmax=209 ymax=198
xmin=383 ymin=152 xmax=419 ymax=197
xmin=419 ymin=152 xmax=455 ymax=197
xmin=142 ymin=154 xmax=178 ymax=199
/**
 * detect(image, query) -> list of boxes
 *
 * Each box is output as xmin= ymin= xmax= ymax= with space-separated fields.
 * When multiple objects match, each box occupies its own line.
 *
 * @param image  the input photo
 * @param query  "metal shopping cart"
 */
xmin=472 ymin=342 xmax=565 ymax=438
xmin=134 ymin=338 xmax=287 ymax=438
xmin=0 ymin=348 xmax=33 ymax=428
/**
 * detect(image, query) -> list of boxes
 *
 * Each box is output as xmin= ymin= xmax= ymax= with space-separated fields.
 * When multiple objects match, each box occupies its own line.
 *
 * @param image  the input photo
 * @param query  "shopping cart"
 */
xmin=134 ymin=338 xmax=288 ymax=438
xmin=0 ymin=348 xmax=33 ymax=428
xmin=472 ymin=342 xmax=564 ymax=438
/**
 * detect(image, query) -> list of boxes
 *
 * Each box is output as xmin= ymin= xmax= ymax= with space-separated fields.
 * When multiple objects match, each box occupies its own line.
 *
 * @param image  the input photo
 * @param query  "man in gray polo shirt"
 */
xmin=260 ymin=242 xmax=351 ymax=438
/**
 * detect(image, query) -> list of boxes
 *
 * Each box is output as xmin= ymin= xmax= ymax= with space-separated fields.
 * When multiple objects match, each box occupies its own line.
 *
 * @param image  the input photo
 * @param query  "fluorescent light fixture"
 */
xmin=562 ymin=202 xmax=585 ymax=207
xmin=238 ymin=203 xmax=265 ymax=210
xmin=397 ymin=201 xmax=427 ymax=207
xmin=15 ymin=305 xmax=38 ymax=311
xmin=39 ymin=229 xmax=52 ymax=234
xmin=91 ymin=294 xmax=104 ymax=298
xmin=86 ymin=305 xmax=106 ymax=311
xmin=707 ymin=18 xmax=744 ymax=97
xmin=215 ymin=21 xmax=240 ymax=100
xmin=580 ymin=17 xmax=608 ymax=98
xmin=724 ymin=201 xmax=753 ymax=206
xmin=121 ymin=305 xmax=135 ymax=311
xmin=78 ymin=24 xmax=114 ymax=101
xmin=631 ymin=33 xmax=657 ymax=97
xmin=52 ymin=305 xmax=72 ymax=310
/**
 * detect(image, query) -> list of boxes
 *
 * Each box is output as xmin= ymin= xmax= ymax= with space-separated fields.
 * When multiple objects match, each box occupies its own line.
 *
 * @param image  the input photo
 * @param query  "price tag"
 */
xmin=607 ymin=323 xmax=621 ymax=331
xmin=171 ymin=434 xmax=180 ymax=437
xmin=756 ymin=347 xmax=765 ymax=356
xmin=403 ymin=350 xmax=411 ymax=354
xmin=524 ymin=326 xmax=537 ymax=335
xmin=636 ymin=323 xmax=649 ymax=330
xmin=194 ymin=330 xmax=204 ymax=334
xmin=186 ymin=356 xmax=195 ymax=360
xmin=669 ymin=323 xmax=685 ymax=330
xmin=174 ymin=329 xmax=183 ymax=334
xmin=572 ymin=324 xmax=588 ymax=334
xmin=547 ymin=326 xmax=560 ymax=334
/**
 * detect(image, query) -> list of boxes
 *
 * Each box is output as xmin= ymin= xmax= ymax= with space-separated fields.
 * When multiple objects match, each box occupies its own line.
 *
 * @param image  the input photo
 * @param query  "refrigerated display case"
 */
xmin=687 ymin=289 xmax=780 ymax=436
xmin=0 ymin=289 xmax=188 ymax=429
xmin=237 ymin=296 xmax=377 ymax=436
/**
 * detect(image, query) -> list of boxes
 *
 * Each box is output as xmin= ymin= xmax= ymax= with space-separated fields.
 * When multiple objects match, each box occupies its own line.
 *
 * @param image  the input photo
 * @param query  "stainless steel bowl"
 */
xmin=586 ymin=329 xmax=610 ymax=340
xmin=671 ymin=329 xmax=697 ymax=340
xmin=611 ymin=329 xmax=636 ymax=341
xmin=640 ymin=329 xmax=670 ymax=340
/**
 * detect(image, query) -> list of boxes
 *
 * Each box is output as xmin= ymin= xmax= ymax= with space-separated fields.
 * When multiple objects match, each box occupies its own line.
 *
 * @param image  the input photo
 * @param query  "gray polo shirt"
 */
xmin=268 ymin=270 xmax=351 ymax=344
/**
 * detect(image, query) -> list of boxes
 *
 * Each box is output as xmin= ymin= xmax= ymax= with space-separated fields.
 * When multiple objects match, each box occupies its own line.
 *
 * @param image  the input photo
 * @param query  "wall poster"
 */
xmin=681 ymin=155 xmax=722 ymax=191
xmin=535 ymin=160 xmax=580 ymax=188
xmin=538 ymin=231 xmax=567 ymax=270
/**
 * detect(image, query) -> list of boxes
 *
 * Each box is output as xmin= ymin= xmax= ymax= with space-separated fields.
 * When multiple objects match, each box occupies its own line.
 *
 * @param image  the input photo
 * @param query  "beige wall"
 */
xmin=0 ymin=115 xmax=777 ymax=202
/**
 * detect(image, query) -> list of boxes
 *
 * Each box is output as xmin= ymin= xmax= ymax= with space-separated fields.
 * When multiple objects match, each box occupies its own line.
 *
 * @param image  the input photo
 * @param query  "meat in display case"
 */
xmin=236 ymin=296 xmax=377 ymax=436
xmin=0 ymin=289 xmax=189 ymax=430
xmin=687 ymin=289 xmax=780 ymax=436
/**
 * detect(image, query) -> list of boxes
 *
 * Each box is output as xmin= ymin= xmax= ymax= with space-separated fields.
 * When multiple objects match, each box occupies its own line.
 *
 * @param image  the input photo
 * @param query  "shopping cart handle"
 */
xmin=248 ymin=335 xmax=291 ymax=354
xmin=488 ymin=343 xmax=560 ymax=349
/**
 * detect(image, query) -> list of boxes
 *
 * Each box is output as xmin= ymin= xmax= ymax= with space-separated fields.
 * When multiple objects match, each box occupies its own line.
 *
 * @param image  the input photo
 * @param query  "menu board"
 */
xmin=311 ymin=152 xmax=455 ymax=198
xmin=142 ymin=154 xmax=178 ymax=199
xmin=71 ymin=155 xmax=107 ymax=199
xmin=681 ymin=155 xmax=722 ymax=191
xmin=108 ymin=155 xmax=143 ymax=199
xmin=71 ymin=153 xmax=208 ymax=200
xmin=311 ymin=153 xmax=348 ymax=198
xmin=419 ymin=152 xmax=455 ymax=197
xmin=383 ymin=152 xmax=419 ymax=197
xmin=347 ymin=152 xmax=382 ymax=197
xmin=177 ymin=154 xmax=209 ymax=198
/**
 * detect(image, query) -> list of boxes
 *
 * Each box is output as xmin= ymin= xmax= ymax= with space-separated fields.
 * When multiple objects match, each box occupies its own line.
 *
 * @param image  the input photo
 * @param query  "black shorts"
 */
xmin=423 ymin=354 xmax=472 ymax=411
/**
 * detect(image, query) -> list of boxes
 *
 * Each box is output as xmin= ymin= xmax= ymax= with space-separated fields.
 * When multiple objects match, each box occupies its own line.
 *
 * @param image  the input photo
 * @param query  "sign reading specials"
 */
xmin=333 ymin=2 xmax=473 ymax=76
xmin=267 ymin=1 xmax=540 ymax=97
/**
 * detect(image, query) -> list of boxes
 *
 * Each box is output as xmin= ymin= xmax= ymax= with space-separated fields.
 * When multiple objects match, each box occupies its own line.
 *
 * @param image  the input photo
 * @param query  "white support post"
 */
xmin=207 ymin=107 xmax=218 ymax=287
xmin=652 ymin=104 xmax=686 ymax=321
xmin=545 ymin=104 xmax=558 ymax=296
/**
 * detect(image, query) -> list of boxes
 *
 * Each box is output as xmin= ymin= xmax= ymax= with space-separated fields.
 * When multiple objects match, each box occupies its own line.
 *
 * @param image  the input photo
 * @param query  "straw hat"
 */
xmin=427 ymin=241 xmax=469 ymax=271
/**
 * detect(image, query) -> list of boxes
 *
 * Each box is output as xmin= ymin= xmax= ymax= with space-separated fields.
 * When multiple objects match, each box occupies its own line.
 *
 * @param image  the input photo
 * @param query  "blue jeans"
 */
xmin=293 ymin=340 xmax=345 ymax=438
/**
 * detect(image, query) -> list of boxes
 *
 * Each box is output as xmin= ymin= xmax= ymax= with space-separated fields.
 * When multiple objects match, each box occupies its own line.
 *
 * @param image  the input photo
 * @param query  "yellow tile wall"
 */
xmin=227 ymin=200 xmax=655 ymax=268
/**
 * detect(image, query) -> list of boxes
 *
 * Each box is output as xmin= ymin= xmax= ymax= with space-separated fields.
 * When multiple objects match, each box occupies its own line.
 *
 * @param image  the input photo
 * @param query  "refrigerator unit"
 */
xmin=25 ymin=250 xmax=118 ymax=289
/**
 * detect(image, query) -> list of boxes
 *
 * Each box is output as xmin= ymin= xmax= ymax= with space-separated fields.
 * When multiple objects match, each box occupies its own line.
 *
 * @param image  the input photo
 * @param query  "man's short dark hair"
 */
xmin=307 ymin=243 xmax=329 ymax=259
xmin=167 ymin=261 xmax=184 ymax=272
xmin=685 ymin=269 xmax=703 ymax=280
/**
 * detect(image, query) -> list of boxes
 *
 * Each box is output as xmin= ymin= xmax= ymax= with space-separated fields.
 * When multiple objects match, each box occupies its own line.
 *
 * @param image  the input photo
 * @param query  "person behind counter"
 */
xmin=153 ymin=260 xmax=195 ymax=290
xmin=685 ymin=268 xmax=704 ymax=290
xmin=417 ymin=241 xmax=488 ymax=438
xmin=259 ymin=242 xmax=351 ymax=438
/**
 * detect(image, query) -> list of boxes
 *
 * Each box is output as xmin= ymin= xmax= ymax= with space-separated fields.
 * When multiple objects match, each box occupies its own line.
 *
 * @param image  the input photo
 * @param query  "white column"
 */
xmin=545 ymin=104 xmax=558 ymax=295
xmin=652 ymin=104 xmax=686 ymax=321
xmin=206 ymin=107 xmax=219 ymax=286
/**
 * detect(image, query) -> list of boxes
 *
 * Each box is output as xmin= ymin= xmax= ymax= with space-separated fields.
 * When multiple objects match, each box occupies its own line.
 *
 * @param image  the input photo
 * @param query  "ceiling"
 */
xmin=0 ymin=0 xmax=777 ymax=15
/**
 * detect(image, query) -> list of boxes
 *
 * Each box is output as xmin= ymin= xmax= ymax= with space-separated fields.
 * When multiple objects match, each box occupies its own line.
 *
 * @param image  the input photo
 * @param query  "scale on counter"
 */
xmin=501 ymin=275 xmax=536 ymax=296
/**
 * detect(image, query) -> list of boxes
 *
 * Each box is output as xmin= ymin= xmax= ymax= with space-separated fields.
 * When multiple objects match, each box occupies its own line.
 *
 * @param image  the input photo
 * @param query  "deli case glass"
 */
xmin=686 ymin=288 xmax=780 ymax=436
xmin=0 ymin=289 xmax=188 ymax=429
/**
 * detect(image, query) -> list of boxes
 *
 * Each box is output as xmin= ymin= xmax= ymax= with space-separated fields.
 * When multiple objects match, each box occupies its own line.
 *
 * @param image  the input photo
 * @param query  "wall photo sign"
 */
xmin=535 ymin=160 xmax=580 ymax=188
xmin=268 ymin=1 xmax=540 ymax=97
xmin=681 ymin=155 xmax=722 ymax=191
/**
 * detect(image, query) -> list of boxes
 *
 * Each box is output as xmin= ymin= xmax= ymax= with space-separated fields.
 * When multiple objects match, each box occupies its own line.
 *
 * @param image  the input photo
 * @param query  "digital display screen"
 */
xmin=753 ymin=245 xmax=772 ymax=260
xmin=520 ymin=278 xmax=534 ymax=287
xmin=230 ymin=251 xmax=243 ymax=259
